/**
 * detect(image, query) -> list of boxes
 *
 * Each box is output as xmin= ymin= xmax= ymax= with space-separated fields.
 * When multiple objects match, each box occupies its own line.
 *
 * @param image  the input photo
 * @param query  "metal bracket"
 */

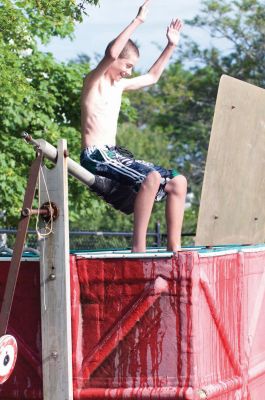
xmin=21 ymin=202 xmax=59 ymax=222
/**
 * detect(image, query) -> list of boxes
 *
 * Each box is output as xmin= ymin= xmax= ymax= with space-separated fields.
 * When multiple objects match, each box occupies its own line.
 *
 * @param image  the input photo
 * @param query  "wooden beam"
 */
xmin=39 ymin=139 xmax=73 ymax=400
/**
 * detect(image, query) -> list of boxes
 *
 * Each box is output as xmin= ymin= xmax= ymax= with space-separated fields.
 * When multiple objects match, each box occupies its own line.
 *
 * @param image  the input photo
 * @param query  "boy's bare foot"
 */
xmin=168 ymin=246 xmax=181 ymax=253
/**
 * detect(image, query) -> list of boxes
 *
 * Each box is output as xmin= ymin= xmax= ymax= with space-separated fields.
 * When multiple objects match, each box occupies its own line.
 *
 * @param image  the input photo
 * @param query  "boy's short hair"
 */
xmin=105 ymin=39 xmax=140 ymax=59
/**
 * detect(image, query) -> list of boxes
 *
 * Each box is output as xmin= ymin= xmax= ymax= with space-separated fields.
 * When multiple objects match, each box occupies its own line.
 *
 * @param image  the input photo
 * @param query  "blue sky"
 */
xmin=40 ymin=0 xmax=218 ymax=71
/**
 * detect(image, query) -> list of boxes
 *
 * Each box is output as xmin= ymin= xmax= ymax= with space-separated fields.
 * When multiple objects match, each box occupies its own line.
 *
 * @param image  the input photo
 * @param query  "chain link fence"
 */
xmin=0 ymin=224 xmax=195 ymax=254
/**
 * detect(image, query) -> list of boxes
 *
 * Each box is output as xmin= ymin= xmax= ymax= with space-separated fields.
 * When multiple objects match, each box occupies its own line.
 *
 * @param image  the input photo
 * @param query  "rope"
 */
xmin=35 ymin=164 xmax=54 ymax=240
xmin=35 ymin=164 xmax=54 ymax=312
xmin=42 ymin=237 xmax=47 ymax=311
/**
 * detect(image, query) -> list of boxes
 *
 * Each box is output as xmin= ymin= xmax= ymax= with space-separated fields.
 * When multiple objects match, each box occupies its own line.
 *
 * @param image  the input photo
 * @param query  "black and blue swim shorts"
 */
xmin=80 ymin=145 xmax=179 ymax=214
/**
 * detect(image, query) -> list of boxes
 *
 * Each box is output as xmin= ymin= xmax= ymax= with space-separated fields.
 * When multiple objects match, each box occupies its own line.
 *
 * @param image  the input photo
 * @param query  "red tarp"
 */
xmin=1 ymin=249 xmax=265 ymax=399
xmin=0 ymin=261 xmax=42 ymax=399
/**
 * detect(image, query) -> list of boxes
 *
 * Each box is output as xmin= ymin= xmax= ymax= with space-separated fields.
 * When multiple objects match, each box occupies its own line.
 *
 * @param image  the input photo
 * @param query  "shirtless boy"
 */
xmin=80 ymin=0 xmax=187 ymax=253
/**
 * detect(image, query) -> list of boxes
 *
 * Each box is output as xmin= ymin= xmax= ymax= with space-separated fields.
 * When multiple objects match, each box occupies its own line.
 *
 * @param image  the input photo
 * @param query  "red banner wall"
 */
xmin=1 ymin=247 xmax=265 ymax=399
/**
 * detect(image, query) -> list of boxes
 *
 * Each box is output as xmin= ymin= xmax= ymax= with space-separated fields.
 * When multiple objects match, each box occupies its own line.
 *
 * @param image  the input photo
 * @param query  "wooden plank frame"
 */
xmin=0 ymin=150 xmax=43 ymax=336
xmin=39 ymin=139 xmax=73 ymax=400
xmin=196 ymin=75 xmax=265 ymax=246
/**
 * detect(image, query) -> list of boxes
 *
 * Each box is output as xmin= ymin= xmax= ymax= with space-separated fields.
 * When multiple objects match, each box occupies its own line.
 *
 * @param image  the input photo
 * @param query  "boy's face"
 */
xmin=110 ymin=53 xmax=139 ymax=81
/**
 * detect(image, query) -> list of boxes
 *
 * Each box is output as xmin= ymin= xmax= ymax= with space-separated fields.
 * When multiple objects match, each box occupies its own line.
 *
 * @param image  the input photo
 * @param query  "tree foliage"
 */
xmin=129 ymin=0 xmax=264 ymax=225
xmin=0 ymin=0 xmax=264 ymax=241
xmin=185 ymin=0 xmax=265 ymax=87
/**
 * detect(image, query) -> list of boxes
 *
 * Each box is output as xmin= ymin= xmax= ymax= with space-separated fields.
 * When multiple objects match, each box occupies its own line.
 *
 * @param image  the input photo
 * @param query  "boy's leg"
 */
xmin=81 ymin=146 xmax=162 ymax=252
xmin=165 ymin=175 xmax=187 ymax=252
xmin=132 ymin=171 xmax=161 ymax=253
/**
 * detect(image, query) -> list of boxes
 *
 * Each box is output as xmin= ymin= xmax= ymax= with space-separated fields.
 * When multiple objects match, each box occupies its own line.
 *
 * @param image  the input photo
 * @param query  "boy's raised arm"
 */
xmin=108 ymin=0 xmax=150 ymax=59
xmin=122 ymin=18 xmax=183 ymax=91
xmin=90 ymin=1 xmax=151 ymax=80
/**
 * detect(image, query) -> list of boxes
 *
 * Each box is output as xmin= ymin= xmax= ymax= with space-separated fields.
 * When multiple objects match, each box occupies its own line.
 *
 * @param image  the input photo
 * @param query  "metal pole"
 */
xmin=155 ymin=221 xmax=161 ymax=247
xmin=22 ymin=132 xmax=95 ymax=187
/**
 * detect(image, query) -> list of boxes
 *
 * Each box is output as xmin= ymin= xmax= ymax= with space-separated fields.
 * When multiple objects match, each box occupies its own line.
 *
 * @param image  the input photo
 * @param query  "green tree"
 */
xmin=0 ymin=0 xmax=99 ymax=226
xmin=2 ymin=0 xmax=263 ymax=245
xmin=128 ymin=0 xmax=264 ymax=236
xmin=0 ymin=0 xmax=141 ymax=233
xmin=0 ymin=50 xmax=89 ymax=225
xmin=182 ymin=0 xmax=265 ymax=209
xmin=185 ymin=0 xmax=265 ymax=88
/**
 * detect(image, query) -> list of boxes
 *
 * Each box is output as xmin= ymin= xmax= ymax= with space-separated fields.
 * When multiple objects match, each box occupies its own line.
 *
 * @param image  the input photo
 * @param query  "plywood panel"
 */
xmin=196 ymin=75 xmax=265 ymax=246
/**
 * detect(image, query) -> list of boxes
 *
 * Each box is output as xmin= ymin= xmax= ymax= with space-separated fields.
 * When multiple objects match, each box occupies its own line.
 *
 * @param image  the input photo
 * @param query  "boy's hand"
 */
xmin=136 ymin=0 xmax=151 ymax=23
xmin=167 ymin=18 xmax=184 ymax=46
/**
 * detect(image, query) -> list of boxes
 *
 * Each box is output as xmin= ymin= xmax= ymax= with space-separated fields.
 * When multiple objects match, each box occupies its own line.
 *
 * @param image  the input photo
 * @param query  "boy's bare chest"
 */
xmin=98 ymin=84 xmax=122 ymax=109
xmin=82 ymin=78 xmax=123 ymax=119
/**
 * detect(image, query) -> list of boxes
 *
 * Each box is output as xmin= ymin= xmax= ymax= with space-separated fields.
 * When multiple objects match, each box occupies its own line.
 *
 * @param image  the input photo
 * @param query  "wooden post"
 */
xmin=39 ymin=139 xmax=73 ymax=400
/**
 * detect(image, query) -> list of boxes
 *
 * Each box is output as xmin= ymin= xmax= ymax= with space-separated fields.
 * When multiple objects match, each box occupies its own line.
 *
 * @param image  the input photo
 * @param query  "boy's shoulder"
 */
xmin=83 ymin=68 xmax=101 ymax=85
xmin=82 ymin=70 xmax=106 ymax=95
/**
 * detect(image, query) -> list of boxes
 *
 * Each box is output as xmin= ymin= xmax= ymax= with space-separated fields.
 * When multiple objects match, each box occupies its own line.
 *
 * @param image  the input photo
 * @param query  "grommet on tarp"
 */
xmin=0 ymin=335 xmax=17 ymax=384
